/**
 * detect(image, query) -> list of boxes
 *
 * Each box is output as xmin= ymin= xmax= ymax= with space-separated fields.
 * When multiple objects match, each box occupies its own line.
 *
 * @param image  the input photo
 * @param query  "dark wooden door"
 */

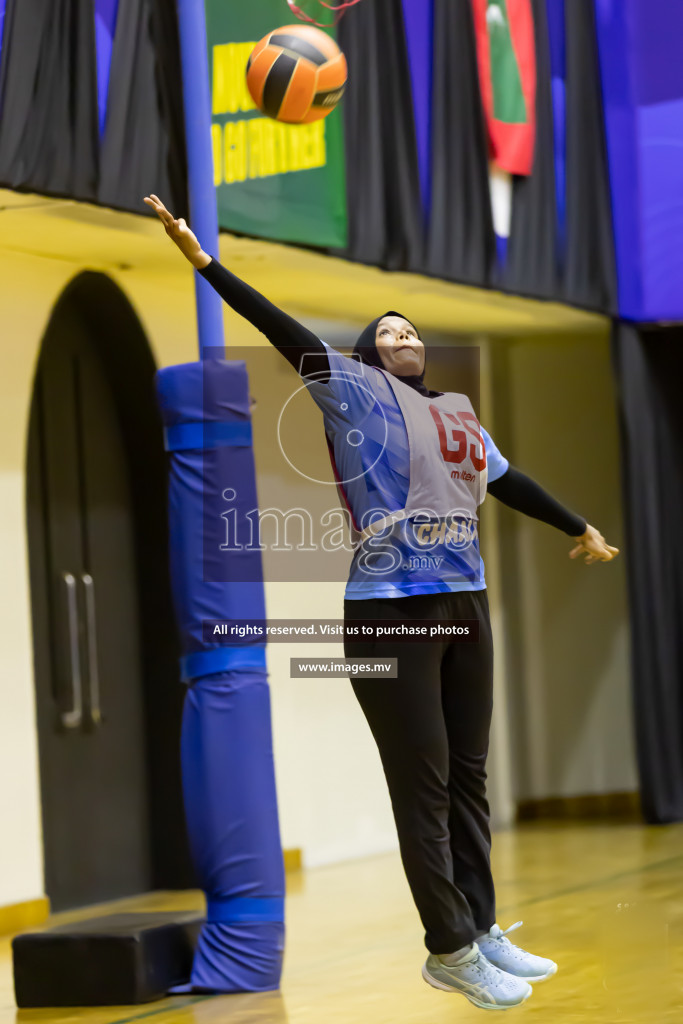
xmin=27 ymin=298 xmax=152 ymax=911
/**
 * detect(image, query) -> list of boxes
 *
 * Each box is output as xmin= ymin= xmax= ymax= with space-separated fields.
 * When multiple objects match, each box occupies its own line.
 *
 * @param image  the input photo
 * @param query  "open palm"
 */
xmin=143 ymin=194 xmax=210 ymax=269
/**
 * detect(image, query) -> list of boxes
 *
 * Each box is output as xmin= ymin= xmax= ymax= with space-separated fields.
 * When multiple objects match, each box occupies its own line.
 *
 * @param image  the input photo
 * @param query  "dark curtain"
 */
xmin=0 ymin=0 xmax=98 ymax=198
xmin=335 ymin=0 xmax=422 ymax=271
xmin=149 ymin=0 xmax=188 ymax=221
xmin=424 ymin=0 xmax=494 ymax=286
xmin=0 ymin=0 xmax=187 ymax=217
xmin=502 ymin=0 xmax=559 ymax=299
xmin=563 ymin=0 xmax=617 ymax=312
xmin=611 ymin=323 xmax=683 ymax=823
xmin=98 ymin=0 xmax=187 ymax=218
xmin=421 ymin=0 xmax=616 ymax=310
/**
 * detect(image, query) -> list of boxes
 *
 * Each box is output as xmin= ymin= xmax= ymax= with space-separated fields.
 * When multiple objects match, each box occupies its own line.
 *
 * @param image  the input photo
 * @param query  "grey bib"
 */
xmin=359 ymin=370 xmax=488 ymax=542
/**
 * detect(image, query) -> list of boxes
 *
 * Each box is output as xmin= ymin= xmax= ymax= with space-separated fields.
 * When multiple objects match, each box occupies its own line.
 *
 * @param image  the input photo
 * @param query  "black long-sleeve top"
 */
xmin=199 ymin=257 xmax=587 ymax=538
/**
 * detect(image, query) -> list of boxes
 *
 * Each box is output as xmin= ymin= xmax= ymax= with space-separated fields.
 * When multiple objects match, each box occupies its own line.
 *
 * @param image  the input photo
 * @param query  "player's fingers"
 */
xmin=157 ymin=207 xmax=174 ymax=227
xmin=150 ymin=195 xmax=174 ymax=222
xmin=569 ymin=544 xmax=583 ymax=559
xmin=143 ymin=196 xmax=164 ymax=217
xmin=143 ymin=199 xmax=161 ymax=218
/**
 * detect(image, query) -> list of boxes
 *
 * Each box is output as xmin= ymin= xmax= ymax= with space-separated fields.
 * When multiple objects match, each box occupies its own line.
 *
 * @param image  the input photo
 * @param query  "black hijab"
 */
xmin=352 ymin=311 xmax=441 ymax=398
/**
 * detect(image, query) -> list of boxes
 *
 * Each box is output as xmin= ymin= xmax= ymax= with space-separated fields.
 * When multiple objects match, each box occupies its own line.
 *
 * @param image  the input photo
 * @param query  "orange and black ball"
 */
xmin=246 ymin=24 xmax=347 ymax=125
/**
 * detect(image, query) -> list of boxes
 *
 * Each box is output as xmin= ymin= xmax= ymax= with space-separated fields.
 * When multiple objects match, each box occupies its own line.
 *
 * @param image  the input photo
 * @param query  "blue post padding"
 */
xmin=178 ymin=673 xmax=285 ymax=992
xmin=156 ymin=359 xmax=285 ymax=993
xmin=180 ymin=645 xmax=267 ymax=684
xmin=156 ymin=359 xmax=267 ymax=655
xmin=207 ymin=897 xmax=285 ymax=923
xmin=164 ymin=420 xmax=253 ymax=451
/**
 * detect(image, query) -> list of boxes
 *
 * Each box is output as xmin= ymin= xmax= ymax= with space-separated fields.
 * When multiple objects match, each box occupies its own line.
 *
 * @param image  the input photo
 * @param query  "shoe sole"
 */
xmin=422 ymin=963 xmax=533 ymax=1011
xmin=525 ymin=963 xmax=558 ymax=983
xmin=482 ymin=960 xmax=558 ymax=984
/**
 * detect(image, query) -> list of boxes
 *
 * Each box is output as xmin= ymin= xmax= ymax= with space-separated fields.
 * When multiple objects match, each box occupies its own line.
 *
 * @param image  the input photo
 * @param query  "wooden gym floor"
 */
xmin=1 ymin=820 xmax=682 ymax=1023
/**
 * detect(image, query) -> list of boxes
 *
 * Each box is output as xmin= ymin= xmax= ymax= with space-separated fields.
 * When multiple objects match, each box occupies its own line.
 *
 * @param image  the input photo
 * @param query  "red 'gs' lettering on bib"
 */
xmin=373 ymin=370 xmax=488 ymax=528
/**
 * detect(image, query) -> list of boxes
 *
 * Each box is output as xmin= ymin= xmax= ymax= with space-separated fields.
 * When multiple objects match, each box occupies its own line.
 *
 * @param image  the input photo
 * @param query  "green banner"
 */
xmin=487 ymin=0 xmax=527 ymax=123
xmin=204 ymin=1 xmax=348 ymax=247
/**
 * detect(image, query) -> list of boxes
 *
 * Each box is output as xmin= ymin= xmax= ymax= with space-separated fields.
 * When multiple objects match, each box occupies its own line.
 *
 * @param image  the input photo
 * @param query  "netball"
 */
xmin=246 ymin=24 xmax=347 ymax=124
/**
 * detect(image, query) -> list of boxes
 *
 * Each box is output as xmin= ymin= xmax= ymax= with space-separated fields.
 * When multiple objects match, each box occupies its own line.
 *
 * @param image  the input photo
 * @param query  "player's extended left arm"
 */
xmin=487 ymin=465 xmax=619 ymax=564
xmin=142 ymin=193 xmax=332 ymax=379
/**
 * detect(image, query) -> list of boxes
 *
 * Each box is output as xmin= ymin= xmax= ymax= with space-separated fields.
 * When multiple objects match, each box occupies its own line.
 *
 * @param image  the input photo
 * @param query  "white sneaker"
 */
xmin=477 ymin=921 xmax=558 ymax=982
xmin=422 ymin=942 xmax=533 ymax=1010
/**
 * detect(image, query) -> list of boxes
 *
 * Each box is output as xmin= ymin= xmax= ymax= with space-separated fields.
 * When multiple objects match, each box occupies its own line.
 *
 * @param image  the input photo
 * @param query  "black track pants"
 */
xmin=344 ymin=588 xmax=496 ymax=954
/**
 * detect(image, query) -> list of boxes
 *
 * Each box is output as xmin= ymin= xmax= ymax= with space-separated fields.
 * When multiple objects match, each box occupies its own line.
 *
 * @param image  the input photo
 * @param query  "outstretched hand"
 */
xmin=569 ymin=524 xmax=619 ymax=565
xmin=143 ymin=194 xmax=211 ymax=269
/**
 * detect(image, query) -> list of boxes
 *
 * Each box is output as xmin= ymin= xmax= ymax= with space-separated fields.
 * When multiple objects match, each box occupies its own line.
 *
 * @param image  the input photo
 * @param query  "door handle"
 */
xmin=60 ymin=572 xmax=83 ymax=730
xmin=81 ymin=573 xmax=102 ymax=728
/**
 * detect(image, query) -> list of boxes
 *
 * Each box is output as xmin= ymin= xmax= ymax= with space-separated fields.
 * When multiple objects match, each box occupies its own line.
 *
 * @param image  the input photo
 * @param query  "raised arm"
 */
xmin=487 ymin=465 xmax=619 ymax=564
xmin=143 ymin=194 xmax=331 ymax=378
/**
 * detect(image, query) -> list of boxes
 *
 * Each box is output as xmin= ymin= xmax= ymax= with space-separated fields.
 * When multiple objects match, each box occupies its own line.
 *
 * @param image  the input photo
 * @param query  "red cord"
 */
xmin=286 ymin=0 xmax=365 ymax=27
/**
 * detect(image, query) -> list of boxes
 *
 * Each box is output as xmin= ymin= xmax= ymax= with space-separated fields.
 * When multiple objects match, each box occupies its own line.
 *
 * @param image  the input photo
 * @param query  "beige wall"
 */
xmin=490 ymin=332 xmax=637 ymax=801
xmin=0 ymin=249 xmax=83 ymax=906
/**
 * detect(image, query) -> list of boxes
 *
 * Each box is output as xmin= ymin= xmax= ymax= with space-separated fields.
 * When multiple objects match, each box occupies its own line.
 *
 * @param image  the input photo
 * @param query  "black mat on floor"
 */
xmin=13 ymin=911 xmax=204 ymax=1007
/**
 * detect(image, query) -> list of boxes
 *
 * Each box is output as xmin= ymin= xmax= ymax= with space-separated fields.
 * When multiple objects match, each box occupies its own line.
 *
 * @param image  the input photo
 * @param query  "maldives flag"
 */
xmin=471 ymin=0 xmax=536 ymax=176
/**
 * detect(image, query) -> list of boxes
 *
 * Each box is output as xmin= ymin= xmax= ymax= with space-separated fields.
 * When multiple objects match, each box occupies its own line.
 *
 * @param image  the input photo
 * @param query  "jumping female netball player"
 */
xmin=145 ymin=195 xmax=619 ymax=1012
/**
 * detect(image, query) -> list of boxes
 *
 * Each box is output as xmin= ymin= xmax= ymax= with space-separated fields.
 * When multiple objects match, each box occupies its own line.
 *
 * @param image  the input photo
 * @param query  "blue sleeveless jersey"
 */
xmin=304 ymin=342 xmax=509 ymax=599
